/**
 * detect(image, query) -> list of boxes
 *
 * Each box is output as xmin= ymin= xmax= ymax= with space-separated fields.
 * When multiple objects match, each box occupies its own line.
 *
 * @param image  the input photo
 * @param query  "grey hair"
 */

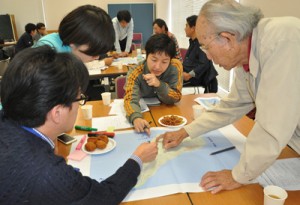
xmin=200 ymin=0 xmax=264 ymax=41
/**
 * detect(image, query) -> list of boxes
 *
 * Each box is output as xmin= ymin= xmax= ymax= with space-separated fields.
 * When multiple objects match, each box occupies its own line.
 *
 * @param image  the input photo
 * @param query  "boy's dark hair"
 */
xmin=145 ymin=34 xmax=176 ymax=59
xmin=152 ymin=19 xmax=168 ymax=32
xmin=25 ymin=23 xmax=37 ymax=34
xmin=59 ymin=5 xmax=115 ymax=56
xmin=117 ymin=10 xmax=131 ymax=23
xmin=1 ymin=46 xmax=89 ymax=127
xmin=186 ymin=15 xmax=198 ymax=27
xmin=36 ymin=22 xmax=45 ymax=29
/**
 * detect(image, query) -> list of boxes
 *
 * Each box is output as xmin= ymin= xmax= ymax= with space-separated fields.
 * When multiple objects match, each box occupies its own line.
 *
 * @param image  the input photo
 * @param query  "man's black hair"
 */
xmin=145 ymin=34 xmax=176 ymax=59
xmin=1 ymin=46 xmax=89 ymax=127
xmin=152 ymin=19 xmax=168 ymax=32
xmin=25 ymin=23 xmax=37 ymax=34
xmin=186 ymin=15 xmax=198 ymax=27
xmin=117 ymin=10 xmax=131 ymax=23
xmin=59 ymin=5 xmax=115 ymax=56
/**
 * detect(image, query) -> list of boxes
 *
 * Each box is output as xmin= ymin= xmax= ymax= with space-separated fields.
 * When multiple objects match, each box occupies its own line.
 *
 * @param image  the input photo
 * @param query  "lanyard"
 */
xmin=22 ymin=126 xmax=55 ymax=149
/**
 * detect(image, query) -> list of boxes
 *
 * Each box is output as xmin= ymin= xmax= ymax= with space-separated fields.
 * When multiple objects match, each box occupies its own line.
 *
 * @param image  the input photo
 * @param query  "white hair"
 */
xmin=200 ymin=0 xmax=263 ymax=41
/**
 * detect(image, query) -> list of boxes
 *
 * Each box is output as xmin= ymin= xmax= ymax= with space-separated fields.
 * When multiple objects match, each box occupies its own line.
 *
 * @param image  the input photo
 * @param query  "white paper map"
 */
xmin=68 ymin=125 xmax=246 ymax=202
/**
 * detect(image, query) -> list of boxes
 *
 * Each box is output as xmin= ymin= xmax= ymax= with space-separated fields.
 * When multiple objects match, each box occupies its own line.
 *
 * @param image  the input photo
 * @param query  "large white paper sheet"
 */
xmin=92 ymin=115 xmax=133 ymax=131
xmin=256 ymin=158 xmax=300 ymax=190
xmin=109 ymin=99 xmax=149 ymax=116
xmin=68 ymin=125 xmax=246 ymax=202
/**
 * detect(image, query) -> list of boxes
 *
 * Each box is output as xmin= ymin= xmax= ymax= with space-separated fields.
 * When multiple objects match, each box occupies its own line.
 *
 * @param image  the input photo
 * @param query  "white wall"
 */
xmin=1 ymin=0 xmax=299 ymax=39
xmin=241 ymin=0 xmax=300 ymax=18
xmin=43 ymin=0 xmax=154 ymax=30
xmin=156 ymin=0 xmax=170 ymax=26
xmin=0 ymin=0 xmax=155 ymax=38
xmin=0 ymin=0 xmax=44 ymax=38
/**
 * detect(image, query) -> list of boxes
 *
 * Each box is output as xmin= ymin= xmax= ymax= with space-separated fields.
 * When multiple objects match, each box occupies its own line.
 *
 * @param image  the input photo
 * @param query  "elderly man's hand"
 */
xmin=200 ymin=170 xmax=243 ymax=194
xmin=156 ymin=128 xmax=188 ymax=149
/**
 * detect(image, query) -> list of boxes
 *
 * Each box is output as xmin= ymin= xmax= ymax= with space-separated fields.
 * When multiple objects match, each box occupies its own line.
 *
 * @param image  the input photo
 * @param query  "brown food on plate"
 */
xmin=161 ymin=115 xmax=183 ymax=126
xmin=87 ymin=138 xmax=97 ymax=143
xmin=97 ymin=135 xmax=109 ymax=144
xmin=96 ymin=140 xmax=107 ymax=149
xmin=85 ymin=142 xmax=97 ymax=152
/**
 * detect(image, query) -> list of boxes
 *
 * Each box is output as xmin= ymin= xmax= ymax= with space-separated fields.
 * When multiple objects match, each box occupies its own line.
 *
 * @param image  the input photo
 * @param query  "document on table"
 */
xmin=109 ymin=99 xmax=149 ymax=116
xmin=194 ymin=96 xmax=220 ymax=110
xmin=139 ymin=98 xmax=150 ymax=112
xmin=109 ymin=99 xmax=127 ymax=116
xmin=85 ymin=60 xmax=107 ymax=75
xmin=92 ymin=115 xmax=133 ymax=131
xmin=143 ymin=97 xmax=161 ymax=106
xmin=113 ymin=57 xmax=138 ymax=65
xmin=256 ymin=158 xmax=300 ymax=190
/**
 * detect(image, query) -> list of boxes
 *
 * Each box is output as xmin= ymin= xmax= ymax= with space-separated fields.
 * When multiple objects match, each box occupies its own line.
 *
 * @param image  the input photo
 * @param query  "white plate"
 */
xmin=82 ymin=138 xmax=117 ymax=155
xmin=158 ymin=115 xmax=187 ymax=128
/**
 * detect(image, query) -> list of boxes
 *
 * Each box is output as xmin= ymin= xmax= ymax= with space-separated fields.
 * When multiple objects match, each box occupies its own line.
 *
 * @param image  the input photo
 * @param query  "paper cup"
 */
xmin=264 ymin=185 xmax=288 ymax=205
xmin=118 ymin=62 xmax=123 ymax=70
xmin=101 ymin=92 xmax=111 ymax=105
xmin=81 ymin=105 xmax=93 ymax=120
xmin=192 ymin=104 xmax=204 ymax=119
xmin=136 ymin=48 xmax=142 ymax=55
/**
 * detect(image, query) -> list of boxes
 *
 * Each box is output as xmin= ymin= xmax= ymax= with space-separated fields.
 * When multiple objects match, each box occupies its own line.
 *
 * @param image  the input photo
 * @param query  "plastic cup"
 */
xmin=81 ymin=105 xmax=93 ymax=120
xmin=264 ymin=185 xmax=288 ymax=205
xmin=192 ymin=104 xmax=204 ymax=119
xmin=101 ymin=92 xmax=111 ymax=105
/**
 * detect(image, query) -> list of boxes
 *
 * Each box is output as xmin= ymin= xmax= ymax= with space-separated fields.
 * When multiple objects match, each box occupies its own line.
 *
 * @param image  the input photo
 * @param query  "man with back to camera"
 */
xmin=183 ymin=15 xmax=218 ymax=93
xmin=15 ymin=23 xmax=36 ymax=53
xmin=34 ymin=5 xmax=115 ymax=63
xmin=112 ymin=10 xmax=134 ymax=57
xmin=34 ymin=5 xmax=118 ymax=100
xmin=0 ymin=46 xmax=158 ymax=204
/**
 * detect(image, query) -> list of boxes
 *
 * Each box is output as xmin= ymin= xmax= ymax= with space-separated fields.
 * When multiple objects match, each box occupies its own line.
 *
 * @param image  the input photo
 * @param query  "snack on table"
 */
xmin=160 ymin=115 xmax=184 ymax=126
xmin=85 ymin=135 xmax=109 ymax=152
xmin=87 ymin=138 xmax=97 ymax=143
xmin=97 ymin=135 xmax=109 ymax=144
xmin=96 ymin=140 xmax=107 ymax=149
xmin=85 ymin=141 xmax=97 ymax=152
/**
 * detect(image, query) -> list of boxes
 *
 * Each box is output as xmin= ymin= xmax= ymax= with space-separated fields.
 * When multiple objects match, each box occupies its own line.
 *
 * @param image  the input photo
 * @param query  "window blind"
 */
xmin=170 ymin=0 xmax=235 ymax=92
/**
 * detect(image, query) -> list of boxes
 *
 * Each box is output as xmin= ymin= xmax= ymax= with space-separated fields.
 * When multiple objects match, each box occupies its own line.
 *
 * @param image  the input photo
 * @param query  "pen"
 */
xmin=75 ymin=125 xmax=98 ymax=131
xmin=143 ymin=121 xmax=152 ymax=130
xmin=210 ymin=146 xmax=236 ymax=155
xmin=76 ymin=135 xmax=87 ymax=150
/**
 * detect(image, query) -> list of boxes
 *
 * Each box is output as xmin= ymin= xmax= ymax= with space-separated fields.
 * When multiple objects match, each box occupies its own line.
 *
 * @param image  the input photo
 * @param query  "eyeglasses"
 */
xmin=199 ymin=33 xmax=221 ymax=52
xmin=74 ymin=94 xmax=87 ymax=106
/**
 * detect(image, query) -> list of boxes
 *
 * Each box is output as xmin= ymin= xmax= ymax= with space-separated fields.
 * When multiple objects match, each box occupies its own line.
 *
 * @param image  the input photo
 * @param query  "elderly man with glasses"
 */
xmin=158 ymin=0 xmax=300 ymax=194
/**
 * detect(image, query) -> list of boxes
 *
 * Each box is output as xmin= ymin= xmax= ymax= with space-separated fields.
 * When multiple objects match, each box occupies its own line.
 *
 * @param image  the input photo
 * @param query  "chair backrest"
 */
xmin=179 ymin=48 xmax=188 ymax=60
xmin=132 ymin=33 xmax=143 ymax=50
xmin=115 ymin=76 xmax=127 ymax=99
